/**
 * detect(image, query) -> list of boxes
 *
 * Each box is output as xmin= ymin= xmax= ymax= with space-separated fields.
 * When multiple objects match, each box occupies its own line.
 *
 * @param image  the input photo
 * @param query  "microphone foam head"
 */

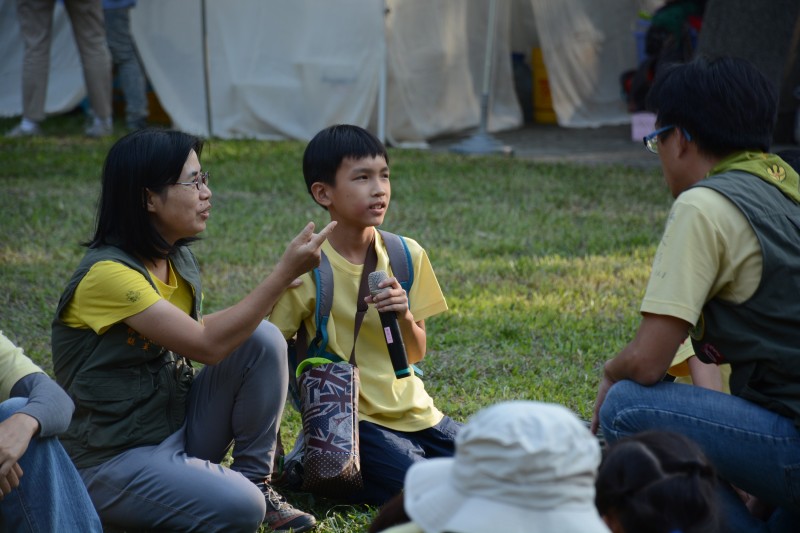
xmin=368 ymin=270 xmax=389 ymax=295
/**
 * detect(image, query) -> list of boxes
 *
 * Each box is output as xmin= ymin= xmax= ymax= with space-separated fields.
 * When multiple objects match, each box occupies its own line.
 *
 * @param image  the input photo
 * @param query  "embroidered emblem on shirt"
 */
xmin=767 ymin=164 xmax=786 ymax=182
xmin=126 ymin=290 xmax=141 ymax=303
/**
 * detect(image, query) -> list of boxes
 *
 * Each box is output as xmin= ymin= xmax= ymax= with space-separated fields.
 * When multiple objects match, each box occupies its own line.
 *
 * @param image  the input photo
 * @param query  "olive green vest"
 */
xmin=51 ymin=245 xmax=202 ymax=468
xmin=689 ymin=171 xmax=800 ymax=427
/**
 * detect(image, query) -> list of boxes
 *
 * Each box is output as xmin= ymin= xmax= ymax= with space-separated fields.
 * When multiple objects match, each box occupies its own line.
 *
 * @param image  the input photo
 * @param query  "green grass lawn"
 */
xmin=0 ymin=113 xmax=671 ymax=531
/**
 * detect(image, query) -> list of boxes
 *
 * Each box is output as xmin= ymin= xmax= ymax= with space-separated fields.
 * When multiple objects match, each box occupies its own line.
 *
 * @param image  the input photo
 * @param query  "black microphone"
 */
xmin=368 ymin=270 xmax=411 ymax=379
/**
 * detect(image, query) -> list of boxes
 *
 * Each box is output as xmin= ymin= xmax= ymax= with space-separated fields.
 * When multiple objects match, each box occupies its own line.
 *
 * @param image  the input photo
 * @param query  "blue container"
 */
xmin=633 ymin=19 xmax=651 ymax=64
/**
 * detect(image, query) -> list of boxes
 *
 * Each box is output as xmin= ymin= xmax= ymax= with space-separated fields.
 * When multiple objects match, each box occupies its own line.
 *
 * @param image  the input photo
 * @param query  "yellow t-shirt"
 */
xmin=60 ymin=260 xmax=194 ymax=334
xmin=269 ymin=233 xmax=448 ymax=432
xmin=641 ymin=186 xmax=762 ymax=324
xmin=648 ymin=186 xmax=760 ymax=393
xmin=0 ymin=332 xmax=43 ymax=400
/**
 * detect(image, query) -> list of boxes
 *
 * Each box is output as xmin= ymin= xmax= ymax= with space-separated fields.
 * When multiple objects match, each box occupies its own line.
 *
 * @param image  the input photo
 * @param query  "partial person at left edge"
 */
xmin=0 ymin=331 xmax=103 ymax=533
xmin=51 ymin=128 xmax=334 ymax=532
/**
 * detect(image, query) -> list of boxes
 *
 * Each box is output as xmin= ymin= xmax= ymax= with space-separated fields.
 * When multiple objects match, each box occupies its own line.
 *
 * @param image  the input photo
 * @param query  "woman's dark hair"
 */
xmin=302 ymin=124 xmax=389 ymax=207
xmin=646 ymin=55 xmax=777 ymax=157
xmin=86 ymin=128 xmax=204 ymax=259
xmin=595 ymin=431 xmax=720 ymax=533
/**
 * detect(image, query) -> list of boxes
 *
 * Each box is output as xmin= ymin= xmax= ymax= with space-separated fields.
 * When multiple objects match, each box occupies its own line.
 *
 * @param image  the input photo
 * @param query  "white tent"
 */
xmin=0 ymin=0 xmax=656 ymax=141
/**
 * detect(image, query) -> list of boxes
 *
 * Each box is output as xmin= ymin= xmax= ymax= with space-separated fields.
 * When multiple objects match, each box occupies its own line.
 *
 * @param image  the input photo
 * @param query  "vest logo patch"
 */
xmin=698 ymin=342 xmax=725 ymax=364
xmin=767 ymin=164 xmax=786 ymax=183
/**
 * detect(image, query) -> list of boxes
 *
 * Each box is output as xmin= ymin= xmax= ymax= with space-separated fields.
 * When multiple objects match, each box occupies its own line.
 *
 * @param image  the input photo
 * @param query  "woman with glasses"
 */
xmin=591 ymin=56 xmax=800 ymax=533
xmin=51 ymin=128 xmax=334 ymax=532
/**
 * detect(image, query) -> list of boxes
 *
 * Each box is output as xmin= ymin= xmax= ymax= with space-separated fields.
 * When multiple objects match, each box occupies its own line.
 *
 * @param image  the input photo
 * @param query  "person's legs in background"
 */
xmin=0 ymin=397 xmax=103 ymax=533
xmin=7 ymin=0 xmax=55 ymax=137
xmin=63 ymin=0 xmax=112 ymax=137
xmin=103 ymin=5 xmax=148 ymax=130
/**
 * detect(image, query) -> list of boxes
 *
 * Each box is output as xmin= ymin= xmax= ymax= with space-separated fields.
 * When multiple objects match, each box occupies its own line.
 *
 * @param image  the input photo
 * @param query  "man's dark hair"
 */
xmin=86 ymin=128 xmax=204 ymax=259
xmin=302 ymin=124 xmax=389 ymax=206
xmin=646 ymin=56 xmax=777 ymax=157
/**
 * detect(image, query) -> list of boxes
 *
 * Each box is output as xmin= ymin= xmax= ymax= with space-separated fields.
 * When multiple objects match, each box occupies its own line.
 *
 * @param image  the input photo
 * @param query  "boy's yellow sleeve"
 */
xmin=268 ymin=272 xmax=317 ymax=340
xmin=667 ymin=337 xmax=695 ymax=378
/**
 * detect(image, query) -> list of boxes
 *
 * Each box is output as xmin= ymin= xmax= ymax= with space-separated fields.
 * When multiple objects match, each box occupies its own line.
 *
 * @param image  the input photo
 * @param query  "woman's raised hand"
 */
xmin=277 ymin=221 xmax=337 ymax=281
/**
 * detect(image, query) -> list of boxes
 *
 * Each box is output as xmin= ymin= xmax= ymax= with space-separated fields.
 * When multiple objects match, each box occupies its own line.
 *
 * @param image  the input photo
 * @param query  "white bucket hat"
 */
xmin=403 ymin=401 xmax=609 ymax=533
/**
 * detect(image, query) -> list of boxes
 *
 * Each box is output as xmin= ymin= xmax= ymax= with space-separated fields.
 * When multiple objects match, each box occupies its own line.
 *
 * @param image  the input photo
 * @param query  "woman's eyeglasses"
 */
xmin=174 ymin=171 xmax=210 ymax=190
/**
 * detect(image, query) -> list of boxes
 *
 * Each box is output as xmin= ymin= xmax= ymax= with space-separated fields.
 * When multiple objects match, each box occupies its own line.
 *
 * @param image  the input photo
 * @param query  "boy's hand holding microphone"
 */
xmin=368 ymin=271 xmax=411 ymax=379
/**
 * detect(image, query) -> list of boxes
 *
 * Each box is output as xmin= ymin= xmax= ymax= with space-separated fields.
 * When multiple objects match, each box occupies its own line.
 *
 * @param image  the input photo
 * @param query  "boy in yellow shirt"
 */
xmin=269 ymin=124 xmax=460 ymax=505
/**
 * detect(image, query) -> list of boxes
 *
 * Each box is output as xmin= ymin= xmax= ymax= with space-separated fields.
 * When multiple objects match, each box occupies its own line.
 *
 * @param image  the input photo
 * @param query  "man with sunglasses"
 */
xmin=591 ymin=56 xmax=800 ymax=532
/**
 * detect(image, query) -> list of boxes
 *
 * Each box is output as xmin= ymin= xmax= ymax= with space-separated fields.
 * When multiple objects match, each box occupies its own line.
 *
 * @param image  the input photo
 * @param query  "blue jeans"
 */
xmin=600 ymin=380 xmax=800 ymax=533
xmin=104 ymin=6 xmax=148 ymax=128
xmin=0 ymin=397 xmax=102 ymax=533
xmin=348 ymin=415 xmax=462 ymax=505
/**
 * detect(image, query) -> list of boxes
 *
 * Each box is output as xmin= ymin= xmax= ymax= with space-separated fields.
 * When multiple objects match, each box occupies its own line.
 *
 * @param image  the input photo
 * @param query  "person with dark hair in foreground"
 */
xmin=51 ymin=128 xmax=334 ymax=532
xmin=591 ymin=56 xmax=800 ymax=533
xmin=596 ymin=431 xmax=720 ymax=533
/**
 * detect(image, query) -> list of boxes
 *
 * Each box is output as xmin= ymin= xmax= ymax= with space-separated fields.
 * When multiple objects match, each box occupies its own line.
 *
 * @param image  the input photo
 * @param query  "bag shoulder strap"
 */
xmin=350 ymin=242 xmax=377 ymax=366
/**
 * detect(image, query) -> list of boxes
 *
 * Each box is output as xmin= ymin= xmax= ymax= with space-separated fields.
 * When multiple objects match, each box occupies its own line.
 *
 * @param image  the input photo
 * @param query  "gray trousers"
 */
xmin=79 ymin=321 xmax=288 ymax=533
xmin=104 ymin=6 xmax=148 ymax=127
xmin=16 ymin=0 xmax=111 ymax=122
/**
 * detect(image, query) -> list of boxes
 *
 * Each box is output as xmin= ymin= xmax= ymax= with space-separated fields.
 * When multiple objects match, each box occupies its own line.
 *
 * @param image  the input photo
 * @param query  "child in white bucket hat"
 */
xmin=375 ymin=401 xmax=609 ymax=533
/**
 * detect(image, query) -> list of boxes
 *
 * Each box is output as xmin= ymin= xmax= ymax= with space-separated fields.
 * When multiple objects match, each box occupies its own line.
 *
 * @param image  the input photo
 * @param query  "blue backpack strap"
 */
xmin=307 ymin=252 xmax=334 ymax=358
xmin=378 ymin=230 xmax=414 ymax=295
xmin=287 ymin=253 xmax=343 ymax=412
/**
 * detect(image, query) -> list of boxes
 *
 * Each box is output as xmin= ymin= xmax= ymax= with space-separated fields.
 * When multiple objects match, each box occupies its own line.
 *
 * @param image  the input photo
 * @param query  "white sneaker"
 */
xmin=5 ymin=122 xmax=41 ymax=138
xmin=85 ymin=118 xmax=113 ymax=138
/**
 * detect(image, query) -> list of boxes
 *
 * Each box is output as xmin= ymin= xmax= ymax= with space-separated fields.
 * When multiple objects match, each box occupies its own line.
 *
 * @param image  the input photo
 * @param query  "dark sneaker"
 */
xmin=257 ymin=482 xmax=316 ymax=532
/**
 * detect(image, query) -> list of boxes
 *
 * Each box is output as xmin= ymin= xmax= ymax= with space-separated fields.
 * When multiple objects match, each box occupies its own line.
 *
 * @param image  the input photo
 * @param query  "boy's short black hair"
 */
xmin=646 ymin=56 xmax=777 ymax=157
xmin=302 ymin=124 xmax=389 ymax=202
